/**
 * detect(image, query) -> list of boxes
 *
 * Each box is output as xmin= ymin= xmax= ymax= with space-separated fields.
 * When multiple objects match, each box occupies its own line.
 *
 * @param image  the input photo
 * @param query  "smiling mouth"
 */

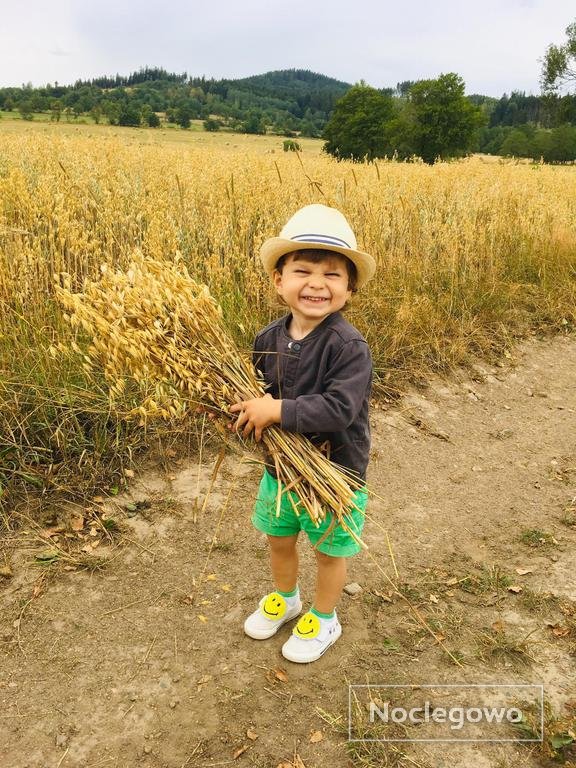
xmin=265 ymin=610 xmax=279 ymax=616
xmin=301 ymin=296 xmax=328 ymax=302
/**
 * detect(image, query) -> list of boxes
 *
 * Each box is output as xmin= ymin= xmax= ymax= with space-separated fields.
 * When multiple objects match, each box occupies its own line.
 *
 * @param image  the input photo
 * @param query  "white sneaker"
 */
xmin=281 ymin=611 xmax=342 ymax=663
xmin=244 ymin=591 xmax=302 ymax=640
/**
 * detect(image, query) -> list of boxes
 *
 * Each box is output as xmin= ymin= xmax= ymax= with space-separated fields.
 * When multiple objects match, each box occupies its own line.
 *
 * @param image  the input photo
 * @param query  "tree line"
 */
xmin=2 ymin=69 xmax=574 ymax=142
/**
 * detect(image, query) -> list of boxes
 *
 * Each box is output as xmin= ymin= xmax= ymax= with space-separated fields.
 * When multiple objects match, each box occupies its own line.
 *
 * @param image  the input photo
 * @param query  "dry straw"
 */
xmin=56 ymin=255 xmax=365 ymax=535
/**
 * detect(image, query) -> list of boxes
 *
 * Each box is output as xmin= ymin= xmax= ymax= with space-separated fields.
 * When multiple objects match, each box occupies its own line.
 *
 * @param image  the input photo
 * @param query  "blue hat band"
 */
xmin=290 ymin=234 xmax=351 ymax=249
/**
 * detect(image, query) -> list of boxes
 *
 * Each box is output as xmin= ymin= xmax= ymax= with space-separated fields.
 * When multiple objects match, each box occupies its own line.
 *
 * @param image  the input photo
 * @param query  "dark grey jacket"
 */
xmin=253 ymin=312 xmax=372 ymax=481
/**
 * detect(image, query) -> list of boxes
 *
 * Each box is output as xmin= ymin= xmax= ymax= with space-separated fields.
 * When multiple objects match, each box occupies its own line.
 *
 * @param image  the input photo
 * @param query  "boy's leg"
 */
xmin=244 ymin=532 xmax=302 ymax=640
xmin=313 ymin=550 xmax=347 ymax=613
xmin=269 ymin=533 xmax=299 ymax=592
xmin=281 ymin=492 xmax=367 ymax=663
xmin=281 ymin=550 xmax=345 ymax=662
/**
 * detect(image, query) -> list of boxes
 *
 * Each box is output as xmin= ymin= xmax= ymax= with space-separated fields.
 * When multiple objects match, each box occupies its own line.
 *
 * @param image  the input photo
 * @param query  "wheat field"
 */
xmin=1 ymin=127 xmax=575 ymax=510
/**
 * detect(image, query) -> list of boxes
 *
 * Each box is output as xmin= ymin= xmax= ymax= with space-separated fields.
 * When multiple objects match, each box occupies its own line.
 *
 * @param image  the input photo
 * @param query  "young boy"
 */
xmin=229 ymin=204 xmax=375 ymax=663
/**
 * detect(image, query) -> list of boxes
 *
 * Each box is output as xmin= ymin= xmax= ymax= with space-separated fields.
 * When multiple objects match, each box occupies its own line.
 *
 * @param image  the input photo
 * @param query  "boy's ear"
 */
xmin=273 ymin=270 xmax=282 ymax=290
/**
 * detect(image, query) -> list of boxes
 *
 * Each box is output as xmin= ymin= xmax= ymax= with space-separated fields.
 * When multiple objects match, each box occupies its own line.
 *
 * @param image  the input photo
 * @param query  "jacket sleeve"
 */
xmin=280 ymin=340 xmax=372 ymax=433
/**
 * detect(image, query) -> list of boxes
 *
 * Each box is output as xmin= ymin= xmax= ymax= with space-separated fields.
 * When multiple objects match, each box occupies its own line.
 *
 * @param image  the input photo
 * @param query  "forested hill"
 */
xmin=0 ymin=67 xmax=352 ymax=136
xmin=233 ymin=69 xmax=349 ymax=100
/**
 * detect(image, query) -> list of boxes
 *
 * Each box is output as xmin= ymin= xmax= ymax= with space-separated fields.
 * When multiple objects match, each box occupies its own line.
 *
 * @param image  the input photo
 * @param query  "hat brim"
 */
xmin=260 ymin=238 xmax=376 ymax=289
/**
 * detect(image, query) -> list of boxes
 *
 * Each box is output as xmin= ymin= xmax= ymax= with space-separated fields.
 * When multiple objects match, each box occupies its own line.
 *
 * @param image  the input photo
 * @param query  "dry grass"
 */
xmin=1 ymin=129 xmax=575 ymax=514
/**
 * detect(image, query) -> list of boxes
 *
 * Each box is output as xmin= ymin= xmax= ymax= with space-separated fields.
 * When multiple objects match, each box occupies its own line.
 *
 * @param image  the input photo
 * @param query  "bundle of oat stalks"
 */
xmin=56 ymin=255 xmax=365 ymax=533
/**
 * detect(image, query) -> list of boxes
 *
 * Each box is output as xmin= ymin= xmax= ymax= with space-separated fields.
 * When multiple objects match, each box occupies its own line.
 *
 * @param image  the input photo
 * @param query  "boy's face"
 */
xmin=273 ymin=252 xmax=352 ymax=326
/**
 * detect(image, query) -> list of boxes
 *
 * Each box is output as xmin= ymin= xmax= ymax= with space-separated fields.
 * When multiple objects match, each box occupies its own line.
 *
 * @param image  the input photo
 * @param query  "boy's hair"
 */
xmin=274 ymin=249 xmax=358 ymax=293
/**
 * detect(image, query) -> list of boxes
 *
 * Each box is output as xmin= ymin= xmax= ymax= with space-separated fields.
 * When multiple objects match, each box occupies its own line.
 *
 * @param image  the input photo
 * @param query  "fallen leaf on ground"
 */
xmin=429 ymin=594 xmax=439 ymax=603
xmin=0 ymin=564 xmax=12 ymax=578
xmin=550 ymin=625 xmax=571 ymax=637
xmin=205 ymin=574 xmax=217 ymax=581
xmin=197 ymin=615 xmax=208 ymax=623
xmin=221 ymin=583 xmax=231 ymax=592
xmin=43 ymin=525 xmax=66 ymax=536
xmin=491 ymin=620 xmax=505 ymax=633
xmin=515 ymin=567 xmax=535 ymax=575
xmin=508 ymin=585 xmax=523 ymax=593
xmin=232 ymin=745 xmax=248 ymax=759
xmin=274 ymin=668 xmax=289 ymax=683
xmin=246 ymin=729 xmax=258 ymax=740
xmin=70 ymin=515 xmax=84 ymax=531
xmin=309 ymin=730 xmax=323 ymax=743
xmin=124 ymin=468 xmax=135 ymax=478
xmin=93 ymin=496 xmax=104 ymax=504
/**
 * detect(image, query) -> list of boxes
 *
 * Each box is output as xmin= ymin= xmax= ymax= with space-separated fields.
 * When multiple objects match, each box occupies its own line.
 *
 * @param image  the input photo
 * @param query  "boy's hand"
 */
xmin=229 ymin=394 xmax=282 ymax=442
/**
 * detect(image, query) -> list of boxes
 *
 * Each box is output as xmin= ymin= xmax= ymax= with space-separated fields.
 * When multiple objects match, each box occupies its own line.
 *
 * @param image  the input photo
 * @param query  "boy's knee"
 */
xmin=315 ymin=549 xmax=345 ymax=566
xmin=268 ymin=534 xmax=298 ymax=554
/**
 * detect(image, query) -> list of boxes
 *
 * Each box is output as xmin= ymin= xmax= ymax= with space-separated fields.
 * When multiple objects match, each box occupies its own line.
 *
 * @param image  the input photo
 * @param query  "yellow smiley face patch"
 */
xmin=260 ymin=592 xmax=287 ymax=620
xmin=293 ymin=612 xmax=320 ymax=639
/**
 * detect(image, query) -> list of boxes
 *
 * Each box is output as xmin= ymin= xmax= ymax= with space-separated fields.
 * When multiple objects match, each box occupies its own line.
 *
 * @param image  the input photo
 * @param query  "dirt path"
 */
xmin=1 ymin=334 xmax=575 ymax=768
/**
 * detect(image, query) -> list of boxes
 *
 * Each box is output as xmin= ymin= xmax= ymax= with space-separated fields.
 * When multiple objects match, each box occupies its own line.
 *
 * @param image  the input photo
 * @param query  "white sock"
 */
xmin=276 ymin=587 xmax=300 ymax=606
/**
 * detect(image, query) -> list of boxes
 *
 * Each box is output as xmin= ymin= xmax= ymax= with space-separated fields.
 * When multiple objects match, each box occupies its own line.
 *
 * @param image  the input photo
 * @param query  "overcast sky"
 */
xmin=0 ymin=0 xmax=573 ymax=96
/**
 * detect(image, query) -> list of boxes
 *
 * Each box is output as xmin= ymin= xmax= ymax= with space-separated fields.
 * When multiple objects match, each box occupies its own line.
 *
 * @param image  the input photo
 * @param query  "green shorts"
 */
xmin=252 ymin=469 xmax=367 ymax=557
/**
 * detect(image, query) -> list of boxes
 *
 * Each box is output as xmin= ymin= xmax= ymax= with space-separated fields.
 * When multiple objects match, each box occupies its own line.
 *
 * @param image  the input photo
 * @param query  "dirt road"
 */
xmin=1 ymin=333 xmax=575 ymax=768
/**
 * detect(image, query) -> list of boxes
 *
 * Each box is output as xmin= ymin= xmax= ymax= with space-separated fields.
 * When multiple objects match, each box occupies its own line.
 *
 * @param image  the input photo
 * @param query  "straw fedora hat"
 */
xmin=260 ymin=204 xmax=376 ymax=288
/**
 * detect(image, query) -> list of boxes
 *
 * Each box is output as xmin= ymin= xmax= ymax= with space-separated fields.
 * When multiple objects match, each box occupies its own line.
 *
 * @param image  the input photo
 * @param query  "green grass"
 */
xmin=477 ymin=626 xmax=536 ymax=667
xmin=519 ymin=588 xmax=561 ymax=614
xmin=559 ymin=504 xmax=576 ymax=527
xmin=458 ymin=565 xmax=512 ymax=595
xmin=520 ymin=529 xmax=557 ymax=548
xmin=515 ymin=698 xmax=576 ymax=764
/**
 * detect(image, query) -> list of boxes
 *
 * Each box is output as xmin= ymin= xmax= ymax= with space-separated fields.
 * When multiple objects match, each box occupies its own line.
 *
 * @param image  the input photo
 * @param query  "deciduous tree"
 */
xmin=541 ymin=20 xmax=576 ymax=93
xmin=322 ymin=83 xmax=395 ymax=161
xmin=408 ymin=73 xmax=484 ymax=163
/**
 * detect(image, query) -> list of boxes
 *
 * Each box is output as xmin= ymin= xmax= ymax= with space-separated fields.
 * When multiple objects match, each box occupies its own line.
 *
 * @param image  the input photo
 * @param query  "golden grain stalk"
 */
xmin=56 ymin=254 xmax=365 ymax=534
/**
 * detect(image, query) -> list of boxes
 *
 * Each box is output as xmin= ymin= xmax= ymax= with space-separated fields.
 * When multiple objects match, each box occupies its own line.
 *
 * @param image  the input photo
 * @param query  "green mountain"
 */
xmin=0 ymin=67 xmax=352 ymax=137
